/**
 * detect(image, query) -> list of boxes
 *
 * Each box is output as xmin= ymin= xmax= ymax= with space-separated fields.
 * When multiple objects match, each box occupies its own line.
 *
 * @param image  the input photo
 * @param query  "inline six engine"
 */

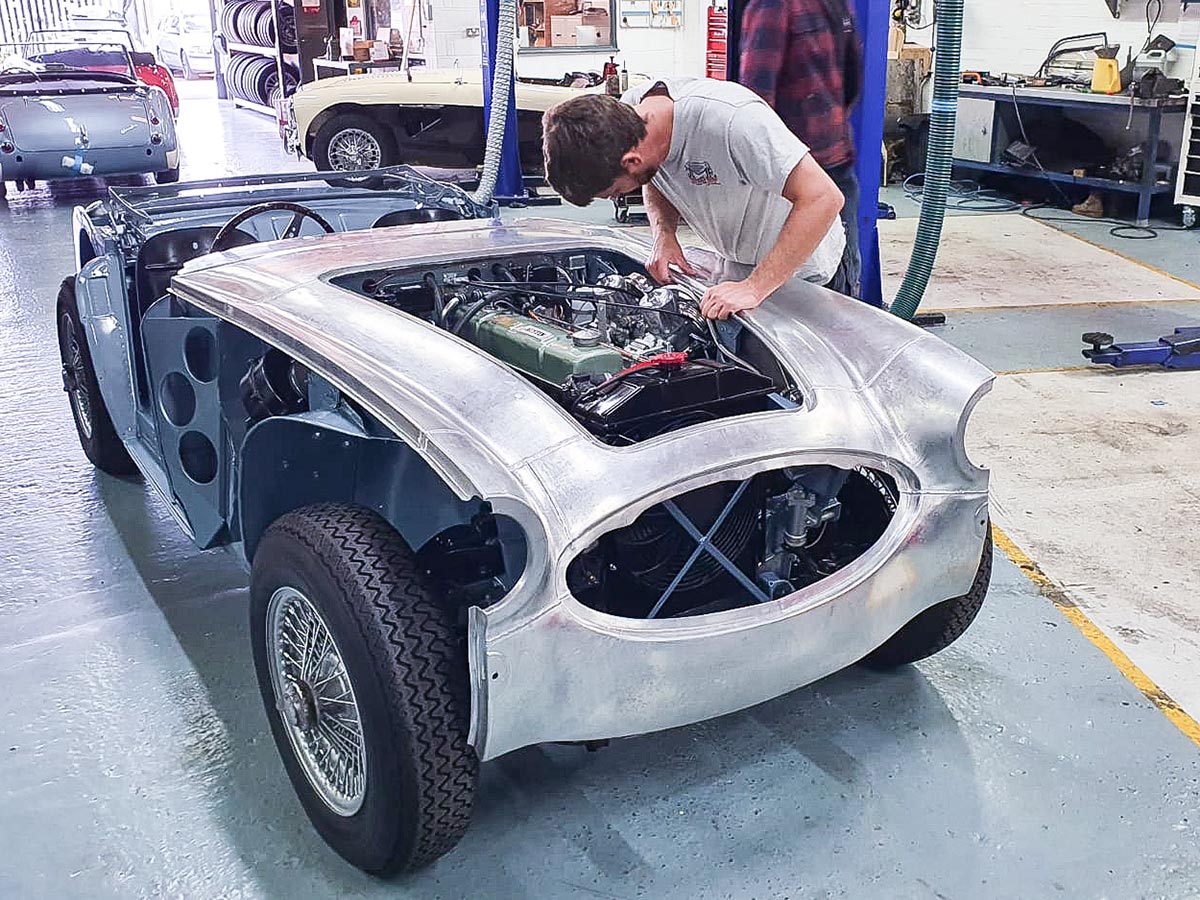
xmin=335 ymin=249 xmax=785 ymax=445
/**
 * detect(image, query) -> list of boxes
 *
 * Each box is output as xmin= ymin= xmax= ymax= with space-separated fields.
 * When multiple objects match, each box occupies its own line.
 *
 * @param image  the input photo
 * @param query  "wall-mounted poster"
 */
xmin=619 ymin=0 xmax=682 ymax=29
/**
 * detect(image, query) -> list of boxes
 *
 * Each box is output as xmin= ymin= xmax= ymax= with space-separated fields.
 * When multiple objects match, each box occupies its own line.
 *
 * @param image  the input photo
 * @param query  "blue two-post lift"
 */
xmin=478 ymin=0 xmax=889 ymax=306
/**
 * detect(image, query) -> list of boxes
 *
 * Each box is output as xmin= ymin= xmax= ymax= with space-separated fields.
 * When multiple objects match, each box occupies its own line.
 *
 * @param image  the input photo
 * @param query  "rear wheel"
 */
xmin=55 ymin=278 xmax=138 ymax=477
xmin=313 ymin=113 xmax=398 ymax=172
xmin=181 ymin=50 xmax=197 ymax=80
xmin=155 ymin=166 xmax=181 ymax=184
xmin=250 ymin=503 xmax=477 ymax=874
xmin=860 ymin=529 xmax=993 ymax=670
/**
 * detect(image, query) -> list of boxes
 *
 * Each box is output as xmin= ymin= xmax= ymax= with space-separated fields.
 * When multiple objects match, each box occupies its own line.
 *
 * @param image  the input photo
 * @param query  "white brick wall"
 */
xmin=909 ymin=0 xmax=1199 ymax=79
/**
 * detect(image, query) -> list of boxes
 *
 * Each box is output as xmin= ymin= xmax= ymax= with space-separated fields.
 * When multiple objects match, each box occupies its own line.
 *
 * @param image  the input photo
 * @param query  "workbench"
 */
xmin=953 ymin=84 xmax=1187 ymax=224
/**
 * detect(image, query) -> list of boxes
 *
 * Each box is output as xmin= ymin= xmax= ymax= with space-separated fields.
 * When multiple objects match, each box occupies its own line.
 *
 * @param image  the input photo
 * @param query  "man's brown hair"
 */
xmin=542 ymin=95 xmax=647 ymax=206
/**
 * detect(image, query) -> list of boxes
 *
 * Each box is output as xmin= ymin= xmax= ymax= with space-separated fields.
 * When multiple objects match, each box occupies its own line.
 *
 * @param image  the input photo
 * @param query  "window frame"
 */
xmin=517 ymin=0 xmax=618 ymax=54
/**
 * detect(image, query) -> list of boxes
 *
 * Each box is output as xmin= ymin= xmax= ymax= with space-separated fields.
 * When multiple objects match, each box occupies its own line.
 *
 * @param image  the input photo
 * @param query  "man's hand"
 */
xmin=700 ymin=279 xmax=768 ymax=320
xmin=647 ymin=233 xmax=697 ymax=284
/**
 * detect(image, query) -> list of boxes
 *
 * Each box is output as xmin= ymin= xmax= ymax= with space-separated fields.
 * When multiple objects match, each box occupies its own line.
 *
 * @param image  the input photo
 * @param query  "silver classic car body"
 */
xmin=63 ymin=171 xmax=992 ymax=869
xmin=159 ymin=220 xmax=991 ymax=760
xmin=0 ymin=40 xmax=177 ymax=184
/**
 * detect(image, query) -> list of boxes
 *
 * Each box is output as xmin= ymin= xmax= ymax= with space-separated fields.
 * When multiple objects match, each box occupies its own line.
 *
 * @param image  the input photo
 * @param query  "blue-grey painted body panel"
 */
xmin=0 ymin=78 xmax=176 ymax=181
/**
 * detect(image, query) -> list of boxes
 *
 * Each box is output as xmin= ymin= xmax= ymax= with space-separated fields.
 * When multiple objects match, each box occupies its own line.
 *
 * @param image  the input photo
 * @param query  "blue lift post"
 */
xmin=850 ymin=0 xmax=888 ymax=308
xmin=479 ymin=0 xmax=526 ymax=201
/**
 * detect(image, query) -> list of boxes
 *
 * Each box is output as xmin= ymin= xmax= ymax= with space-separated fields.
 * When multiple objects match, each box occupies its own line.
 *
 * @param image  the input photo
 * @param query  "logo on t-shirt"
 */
xmin=685 ymin=160 xmax=720 ymax=186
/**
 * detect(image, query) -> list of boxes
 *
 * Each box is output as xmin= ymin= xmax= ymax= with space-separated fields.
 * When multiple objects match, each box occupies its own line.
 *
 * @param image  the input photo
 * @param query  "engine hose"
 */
xmin=450 ymin=289 xmax=515 ymax=336
xmin=425 ymin=273 xmax=445 ymax=324
xmin=470 ymin=0 xmax=517 ymax=205
xmin=889 ymin=0 xmax=964 ymax=321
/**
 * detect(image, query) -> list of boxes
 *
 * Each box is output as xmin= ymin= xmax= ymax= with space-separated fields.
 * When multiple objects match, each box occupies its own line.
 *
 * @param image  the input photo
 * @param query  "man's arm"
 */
xmin=738 ymin=0 xmax=787 ymax=109
xmin=643 ymin=181 xmax=696 ymax=283
xmin=700 ymin=155 xmax=842 ymax=319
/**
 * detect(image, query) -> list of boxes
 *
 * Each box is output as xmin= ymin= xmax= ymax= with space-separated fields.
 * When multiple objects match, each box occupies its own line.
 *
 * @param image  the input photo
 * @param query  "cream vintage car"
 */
xmin=281 ymin=68 xmax=615 ymax=174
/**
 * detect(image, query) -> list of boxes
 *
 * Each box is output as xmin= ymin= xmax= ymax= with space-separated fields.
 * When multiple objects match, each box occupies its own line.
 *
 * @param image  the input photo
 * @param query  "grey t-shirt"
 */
xmin=622 ymin=77 xmax=845 ymax=284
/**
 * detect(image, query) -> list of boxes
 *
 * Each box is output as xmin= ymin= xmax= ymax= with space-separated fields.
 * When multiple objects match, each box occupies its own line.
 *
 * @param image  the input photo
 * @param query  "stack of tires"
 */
xmin=276 ymin=4 xmax=297 ymax=53
xmin=221 ymin=0 xmax=292 ymax=48
xmin=225 ymin=53 xmax=299 ymax=108
xmin=221 ymin=0 xmax=298 ymax=108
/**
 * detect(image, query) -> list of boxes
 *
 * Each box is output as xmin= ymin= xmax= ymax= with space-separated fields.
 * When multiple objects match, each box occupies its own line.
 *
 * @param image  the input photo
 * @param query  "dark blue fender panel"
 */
xmin=239 ymin=409 xmax=485 ymax=561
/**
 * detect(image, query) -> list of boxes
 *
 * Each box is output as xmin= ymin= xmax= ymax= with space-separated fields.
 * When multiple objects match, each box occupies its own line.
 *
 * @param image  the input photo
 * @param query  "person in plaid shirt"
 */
xmin=739 ymin=0 xmax=863 ymax=297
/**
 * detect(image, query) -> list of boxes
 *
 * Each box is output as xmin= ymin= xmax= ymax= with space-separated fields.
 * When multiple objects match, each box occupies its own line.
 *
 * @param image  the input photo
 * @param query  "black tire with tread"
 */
xmin=250 ymin=503 xmax=477 ymax=875
xmin=860 ymin=529 xmax=993 ymax=670
xmin=55 ymin=277 xmax=139 ymax=477
xmin=312 ymin=112 xmax=399 ymax=172
xmin=155 ymin=167 xmax=181 ymax=184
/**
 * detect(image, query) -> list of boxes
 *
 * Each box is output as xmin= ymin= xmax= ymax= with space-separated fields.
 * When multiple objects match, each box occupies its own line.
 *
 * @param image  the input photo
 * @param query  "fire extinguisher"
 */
xmin=604 ymin=55 xmax=620 ymax=96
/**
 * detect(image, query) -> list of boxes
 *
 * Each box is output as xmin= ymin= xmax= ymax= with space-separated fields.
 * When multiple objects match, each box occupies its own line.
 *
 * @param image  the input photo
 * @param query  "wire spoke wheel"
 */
xmin=60 ymin=312 xmax=94 ymax=440
xmin=327 ymin=128 xmax=382 ymax=171
xmin=267 ymin=585 xmax=367 ymax=816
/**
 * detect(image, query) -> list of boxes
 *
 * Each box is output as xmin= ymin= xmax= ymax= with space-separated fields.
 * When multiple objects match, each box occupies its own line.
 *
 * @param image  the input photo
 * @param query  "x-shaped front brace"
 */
xmin=646 ymin=479 xmax=770 ymax=619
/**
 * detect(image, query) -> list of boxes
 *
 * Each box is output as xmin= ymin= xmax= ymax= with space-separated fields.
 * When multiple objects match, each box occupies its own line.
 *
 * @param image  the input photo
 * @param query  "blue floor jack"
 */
xmin=1082 ymin=328 xmax=1200 ymax=369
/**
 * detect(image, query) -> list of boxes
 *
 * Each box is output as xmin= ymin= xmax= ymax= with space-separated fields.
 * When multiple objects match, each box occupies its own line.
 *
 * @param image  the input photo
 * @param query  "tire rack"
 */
xmin=218 ymin=0 xmax=300 ymax=117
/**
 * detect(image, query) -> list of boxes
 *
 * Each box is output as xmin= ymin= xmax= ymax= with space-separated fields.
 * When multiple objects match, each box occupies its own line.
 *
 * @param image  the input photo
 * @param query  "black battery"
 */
xmin=570 ymin=359 xmax=776 ymax=442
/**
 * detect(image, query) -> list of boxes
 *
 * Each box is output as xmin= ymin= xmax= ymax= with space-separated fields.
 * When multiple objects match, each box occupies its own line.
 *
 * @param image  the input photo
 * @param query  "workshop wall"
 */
xmin=424 ymin=0 xmax=704 ymax=79
xmin=908 ymin=0 xmax=1198 ymax=80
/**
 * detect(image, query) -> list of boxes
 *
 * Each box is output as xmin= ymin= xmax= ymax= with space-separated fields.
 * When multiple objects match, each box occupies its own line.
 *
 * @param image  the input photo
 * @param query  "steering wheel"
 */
xmin=210 ymin=201 xmax=337 ymax=252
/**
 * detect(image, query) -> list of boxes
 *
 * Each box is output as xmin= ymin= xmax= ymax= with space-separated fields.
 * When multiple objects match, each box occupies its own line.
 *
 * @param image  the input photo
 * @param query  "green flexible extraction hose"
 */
xmin=890 ymin=0 xmax=964 ymax=320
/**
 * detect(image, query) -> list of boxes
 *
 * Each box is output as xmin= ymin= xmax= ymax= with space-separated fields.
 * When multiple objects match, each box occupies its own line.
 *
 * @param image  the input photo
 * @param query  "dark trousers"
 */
xmin=824 ymin=161 xmax=861 ymax=299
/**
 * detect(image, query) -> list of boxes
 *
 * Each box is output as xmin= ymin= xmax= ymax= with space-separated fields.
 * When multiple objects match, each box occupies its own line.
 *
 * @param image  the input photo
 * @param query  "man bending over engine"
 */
xmin=542 ymin=77 xmax=847 ymax=320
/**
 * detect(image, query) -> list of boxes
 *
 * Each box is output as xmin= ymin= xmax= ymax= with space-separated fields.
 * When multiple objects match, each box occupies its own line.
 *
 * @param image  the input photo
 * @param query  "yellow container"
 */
xmin=1092 ymin=58 xmax=1121 ymax=94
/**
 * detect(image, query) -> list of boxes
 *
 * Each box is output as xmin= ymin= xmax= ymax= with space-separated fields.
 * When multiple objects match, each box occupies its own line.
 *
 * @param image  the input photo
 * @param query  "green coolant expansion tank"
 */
xmin=461 ymin=311 xmax=623 ymax=386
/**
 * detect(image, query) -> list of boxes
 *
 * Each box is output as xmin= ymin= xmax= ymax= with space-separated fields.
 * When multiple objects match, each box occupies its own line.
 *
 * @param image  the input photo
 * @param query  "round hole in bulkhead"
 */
xmin=184 ymin=326 xmax=218 ymax=383
xmin=160 ymin=371 xmax=196 ymax=427
xmin=179 ymin=430 xmax=218 ymax=484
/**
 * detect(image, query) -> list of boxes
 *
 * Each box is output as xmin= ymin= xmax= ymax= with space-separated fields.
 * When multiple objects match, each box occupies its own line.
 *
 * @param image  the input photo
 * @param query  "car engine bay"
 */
xmin=333 ymin=249 xmax=791 ymax=446
xmin=315 ymin=250 xmax=897 ymax=618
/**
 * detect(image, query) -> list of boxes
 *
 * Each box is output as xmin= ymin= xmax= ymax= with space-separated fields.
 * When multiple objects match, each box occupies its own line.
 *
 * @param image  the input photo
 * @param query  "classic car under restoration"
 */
xmin=283 ymin=68 xmax=613 ymax=174
xmin=26 ymin=27 xmax=181 ymax=116
xmin=59 ymin=167 xmax=993 ymax=875
xmin=0 ymin=40 xmax=178 ymax=196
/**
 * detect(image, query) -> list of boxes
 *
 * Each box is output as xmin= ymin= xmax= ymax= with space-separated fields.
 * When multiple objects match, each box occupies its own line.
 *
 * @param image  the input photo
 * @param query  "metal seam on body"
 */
xmin=992 ymin=524 xmax=1200 ymax=748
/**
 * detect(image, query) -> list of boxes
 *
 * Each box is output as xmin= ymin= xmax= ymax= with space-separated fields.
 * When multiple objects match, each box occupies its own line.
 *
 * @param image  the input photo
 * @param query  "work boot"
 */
xmin=1072 ymin=191 xmax=1104 ymax=218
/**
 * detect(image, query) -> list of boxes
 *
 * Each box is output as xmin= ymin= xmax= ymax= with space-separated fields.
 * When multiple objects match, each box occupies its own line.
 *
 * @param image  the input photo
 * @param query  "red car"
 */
xmin=25 ymin=28 xmax=179 ymax=117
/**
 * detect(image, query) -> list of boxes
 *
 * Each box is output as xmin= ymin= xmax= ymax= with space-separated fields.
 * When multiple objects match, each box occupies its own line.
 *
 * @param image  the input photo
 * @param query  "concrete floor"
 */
xmin=2 ymin=83 xmax=1200 ymax=898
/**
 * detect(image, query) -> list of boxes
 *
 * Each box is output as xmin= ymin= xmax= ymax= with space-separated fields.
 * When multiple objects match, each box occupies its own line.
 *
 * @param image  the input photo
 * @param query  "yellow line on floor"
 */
xmin=992 ymin=525 xmax=1200 ymax=748
xmin=1023 ymin=216 xmax=1200 ymax=293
